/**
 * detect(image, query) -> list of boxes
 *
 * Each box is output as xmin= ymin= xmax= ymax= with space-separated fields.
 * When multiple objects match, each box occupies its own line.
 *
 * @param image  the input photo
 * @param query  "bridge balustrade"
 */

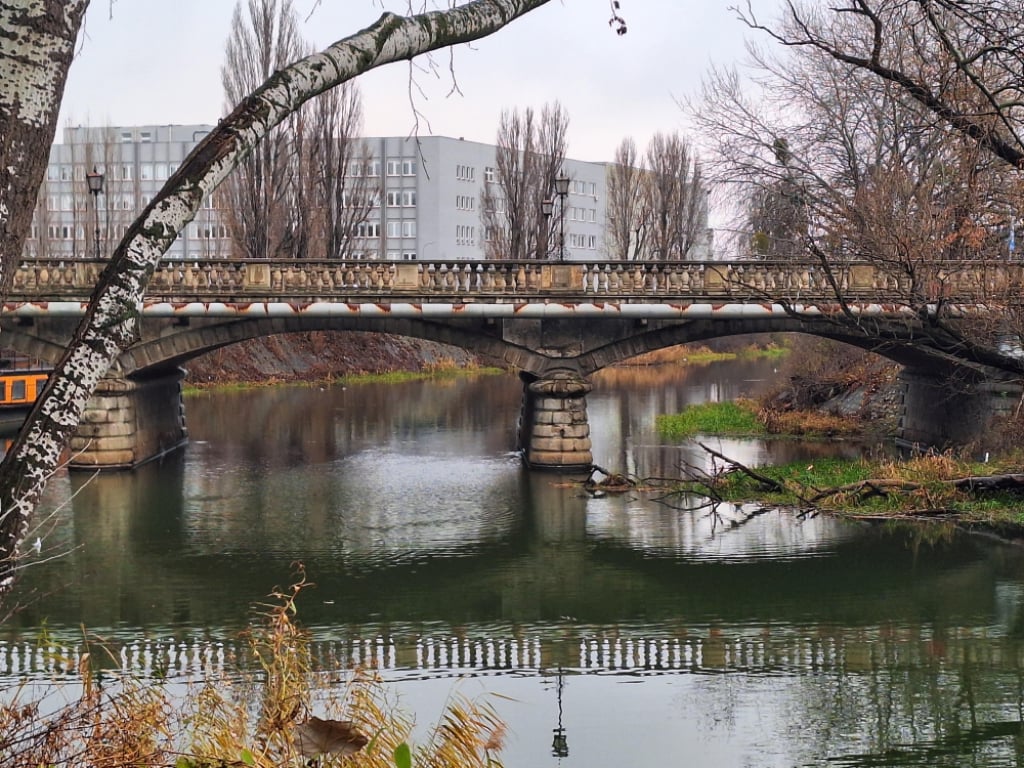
xmin=9 ymin=257 xmax=1024 ymax=302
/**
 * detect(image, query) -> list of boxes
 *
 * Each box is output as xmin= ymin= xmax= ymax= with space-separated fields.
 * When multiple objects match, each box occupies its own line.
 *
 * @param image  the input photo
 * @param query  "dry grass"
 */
xmin=1 ymin=566 xmax=507 ymax=768
xmin=758 ymin=406 xmax=862 ymax=437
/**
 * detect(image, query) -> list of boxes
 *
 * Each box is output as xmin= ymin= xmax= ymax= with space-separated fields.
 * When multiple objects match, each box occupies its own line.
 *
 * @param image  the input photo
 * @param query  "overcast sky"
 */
xmin=58 ymin=1 xmax=762 ymax=163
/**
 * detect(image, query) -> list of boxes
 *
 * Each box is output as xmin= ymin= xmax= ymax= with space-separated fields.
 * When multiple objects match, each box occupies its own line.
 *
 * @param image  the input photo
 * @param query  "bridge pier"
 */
xmin=518 ymin=373 xmax=593 ymax=471
xmin=897 ymin=367 xmax=1022 ymax=452
xmin=68 ymin=369 xmax=188 ymax=471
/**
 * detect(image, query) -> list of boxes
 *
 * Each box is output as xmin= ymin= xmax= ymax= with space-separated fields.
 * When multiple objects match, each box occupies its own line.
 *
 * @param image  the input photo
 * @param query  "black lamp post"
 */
xmin=541 ymin=198 xmax=554 ymax=259
xmin=554 ymin=172 xmax=570 ymax=262
xmin=85 ymin=165 xmax=104 ymax=258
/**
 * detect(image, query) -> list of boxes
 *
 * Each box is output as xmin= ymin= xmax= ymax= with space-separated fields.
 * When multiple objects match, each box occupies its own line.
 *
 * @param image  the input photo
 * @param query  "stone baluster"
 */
xmin=600 ymin=264 xmax=611 ymax=293
xmin=461 ymin=264 xmax=473 ymax=293
xmin=610 ymin=264 xmax=624 ymax=292
xmin=631 ymin=264 xmax=644 ymax=293
xmin=515 ymin=264 xmax=527 ymax=291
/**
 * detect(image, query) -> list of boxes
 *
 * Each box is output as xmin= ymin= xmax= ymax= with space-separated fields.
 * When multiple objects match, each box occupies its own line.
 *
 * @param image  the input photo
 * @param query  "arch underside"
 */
xmin=0 ymin=313 xmax=983 ymax=380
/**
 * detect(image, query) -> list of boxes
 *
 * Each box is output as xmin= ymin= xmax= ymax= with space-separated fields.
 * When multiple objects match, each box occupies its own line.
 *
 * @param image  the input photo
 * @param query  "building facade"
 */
xmin=27 ymin=125 xmax=710 ymax=262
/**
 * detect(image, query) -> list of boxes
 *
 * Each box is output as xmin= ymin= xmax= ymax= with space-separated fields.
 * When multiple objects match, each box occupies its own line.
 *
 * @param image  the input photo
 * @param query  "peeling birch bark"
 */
xmin=0 ymin=0 xmax=553 ymax=596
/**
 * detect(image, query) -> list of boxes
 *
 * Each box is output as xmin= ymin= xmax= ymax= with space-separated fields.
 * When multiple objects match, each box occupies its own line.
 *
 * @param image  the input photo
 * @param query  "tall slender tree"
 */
xmin=643 ymin=131 xmax=706 ymax=260
xmin=481 ymin=101 xmax=568 ymax=260
xmin=604 ymin=137 xmax=647 ymax=260
xmin=221 ymin=0 xmax=304 ymax=260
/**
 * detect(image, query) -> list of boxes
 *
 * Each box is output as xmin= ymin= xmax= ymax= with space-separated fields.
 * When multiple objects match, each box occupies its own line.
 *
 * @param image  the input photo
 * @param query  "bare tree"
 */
xmin=738 ymin=1 xmax=1024 ymax=172
xmin=0 ymin=0 xmax=559 ymax=600
xmin=643 ymin=131 xmax=706 ymax=260
xmin=693 ymin=3 xmax=1024 ymax=373
xmin=221 ymin=0 xmax=304 ymax=260
xmin=302 ymin=84 xmax=375 ymax=261
xmin=481 ymin=101 xmax=568 ymax=260
xmin=604 ymin=137 xmax=647 ymax=260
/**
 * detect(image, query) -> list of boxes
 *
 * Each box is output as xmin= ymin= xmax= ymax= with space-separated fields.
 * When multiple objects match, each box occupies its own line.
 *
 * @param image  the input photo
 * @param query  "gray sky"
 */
xmin=59 ymin=1 xmax=758 ymax=162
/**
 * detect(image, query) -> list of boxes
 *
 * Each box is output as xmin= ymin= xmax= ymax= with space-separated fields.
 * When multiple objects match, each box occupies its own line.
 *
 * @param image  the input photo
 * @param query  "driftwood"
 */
xmin=584 ymin=464 xmax=637 ymax=495
xmin=698 ymin=442 xmax=786 ymax=494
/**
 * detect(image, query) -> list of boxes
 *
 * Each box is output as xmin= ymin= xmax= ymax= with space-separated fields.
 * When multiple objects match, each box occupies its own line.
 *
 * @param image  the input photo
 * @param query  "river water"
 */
xmin=5 ymin=358 xmax=1024 ymax=767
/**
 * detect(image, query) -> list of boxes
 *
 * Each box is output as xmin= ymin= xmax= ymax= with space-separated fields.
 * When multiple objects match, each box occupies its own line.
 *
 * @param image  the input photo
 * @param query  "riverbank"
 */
xmin=183 ymin=331 xmax=482 ymax=387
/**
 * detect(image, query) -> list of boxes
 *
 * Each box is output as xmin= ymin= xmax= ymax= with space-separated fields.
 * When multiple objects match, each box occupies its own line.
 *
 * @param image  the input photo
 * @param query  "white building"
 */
xmin=28 ymin=124 xmax=709 ymax=262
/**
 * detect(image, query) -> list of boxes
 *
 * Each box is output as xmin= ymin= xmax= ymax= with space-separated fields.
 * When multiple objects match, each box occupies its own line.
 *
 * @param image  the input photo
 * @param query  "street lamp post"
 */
xmin=85 ymin=166 xmax=105 ymax=258
xmin=554 ymin=172 xmax=569 ymax=262
xmin=541 ymin=198 xmax=554 ymax=259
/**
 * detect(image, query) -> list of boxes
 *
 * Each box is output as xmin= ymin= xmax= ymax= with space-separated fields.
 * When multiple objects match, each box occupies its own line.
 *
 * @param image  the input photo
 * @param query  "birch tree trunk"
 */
xmin=0 ymin=0 xmax=554 ymax=597
xmin=0 ymin=0 xmax=89 ymax=294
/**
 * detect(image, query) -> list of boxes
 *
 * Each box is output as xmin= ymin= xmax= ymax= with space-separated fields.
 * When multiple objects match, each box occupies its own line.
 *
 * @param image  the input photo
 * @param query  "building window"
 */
xmin=387 ymin=250 xmax=400 ymax=259
xmin=402 ymin=251 xmax=417 ymax=260
xmin=139 ymin=131 xmax=153 ymax=143
xmin=402 ymin=220 xmax=416 ymax=238
xmin=356 ymin=221 xmax=380 ymax=238
xmin=385 ymin=191 xmax=400 ymax=207
xmin=366 ymin=160 xmax=381 ymax=177
xmin=121 ymin=164 xmax=133 ymax=181
xmin=47 ymin=165 xmax=59 ymax=181
xmin=140 ymin=164 xmax=153 ymax=181
xmin=402 ymin=160 xmax=416 ymax=176
xmin=386 ymin=159 xmax=401 ymax=176
xmin=484 ymin=167 xmax=495 ymax=183
xmin=154 ymin=163 xmax=168 ymax=181
xmin=120 ymin=131 xmax=133 ymax=142
xmin=401 ymin=190 xmax=416 ymax=207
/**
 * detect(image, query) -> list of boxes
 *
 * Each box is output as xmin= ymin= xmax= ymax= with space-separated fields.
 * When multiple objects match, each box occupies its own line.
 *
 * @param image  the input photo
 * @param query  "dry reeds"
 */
xmin=1 ymin=565 xmax=507 ymax=768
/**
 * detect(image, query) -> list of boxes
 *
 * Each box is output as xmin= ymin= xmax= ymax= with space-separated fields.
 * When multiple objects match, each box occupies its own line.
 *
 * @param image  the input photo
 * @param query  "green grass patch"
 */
xmin=656 ymin=401 xmax=766 ymax=439
xmin=739 ymin=343 xmax=789 ymax=359
xmin=333 ymin=365 xmax=504 ymax=386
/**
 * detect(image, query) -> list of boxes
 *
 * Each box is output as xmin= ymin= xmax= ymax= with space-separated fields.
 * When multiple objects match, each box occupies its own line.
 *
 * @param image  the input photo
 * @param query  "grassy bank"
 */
xmin=184 ymin=362 xmax=505 ymax=396
xmin=698 ymin=452 xmax=1024 ymax=527
xmin=656 ymin=399 xmax=861 ymax=440
xmin=620 ymin=342 xmax=788 ymax=366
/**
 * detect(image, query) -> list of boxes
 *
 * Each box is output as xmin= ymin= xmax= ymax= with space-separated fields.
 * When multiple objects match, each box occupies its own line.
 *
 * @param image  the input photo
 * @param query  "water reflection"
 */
xmin=8 ymin=359 xmax=1024 ymax=767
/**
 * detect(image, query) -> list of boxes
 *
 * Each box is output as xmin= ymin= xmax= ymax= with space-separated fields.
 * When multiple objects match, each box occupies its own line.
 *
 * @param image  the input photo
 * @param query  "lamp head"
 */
xmin=85 ymin=166 xmax=105 ymax=195
xmin=555 ymin=172 xmax=570 ymax=197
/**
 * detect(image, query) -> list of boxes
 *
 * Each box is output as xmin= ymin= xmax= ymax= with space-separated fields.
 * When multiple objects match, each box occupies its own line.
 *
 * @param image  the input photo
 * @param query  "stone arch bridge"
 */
xmin=2 ymin=257 xmax=1019 ymax=469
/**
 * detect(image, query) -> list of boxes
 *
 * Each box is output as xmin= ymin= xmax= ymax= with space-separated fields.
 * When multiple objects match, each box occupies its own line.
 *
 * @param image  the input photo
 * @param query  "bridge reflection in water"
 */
xmin=1 ymin=623 xmax=1018 ymax=682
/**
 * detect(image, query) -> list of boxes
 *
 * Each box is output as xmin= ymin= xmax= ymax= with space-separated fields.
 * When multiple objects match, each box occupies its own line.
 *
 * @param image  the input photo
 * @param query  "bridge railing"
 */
xmin=10 ymin=257 xmax=1024 ymax=302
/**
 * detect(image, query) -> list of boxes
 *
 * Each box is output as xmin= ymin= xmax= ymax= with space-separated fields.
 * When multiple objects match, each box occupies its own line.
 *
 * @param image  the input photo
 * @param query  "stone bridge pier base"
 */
xmin=518 ymin=373 xmax=593 ymax=471
xmin=898 ymin=367 xmax=1022 ymax=452
xmin=68 ymin=369 xmax=188 ymax=470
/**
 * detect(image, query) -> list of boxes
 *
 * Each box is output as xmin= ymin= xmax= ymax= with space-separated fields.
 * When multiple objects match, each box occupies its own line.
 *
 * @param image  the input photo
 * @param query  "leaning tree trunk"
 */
xmin=0 ymin=1 xmax=89 ymax=296
xmin=0 ymin=0 xmax=554 ymax=596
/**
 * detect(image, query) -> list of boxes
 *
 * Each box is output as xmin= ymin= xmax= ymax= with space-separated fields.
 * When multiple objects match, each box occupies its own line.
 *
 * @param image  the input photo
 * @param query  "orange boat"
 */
xmin=0 ymin=367 xmax=49 ymax=431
